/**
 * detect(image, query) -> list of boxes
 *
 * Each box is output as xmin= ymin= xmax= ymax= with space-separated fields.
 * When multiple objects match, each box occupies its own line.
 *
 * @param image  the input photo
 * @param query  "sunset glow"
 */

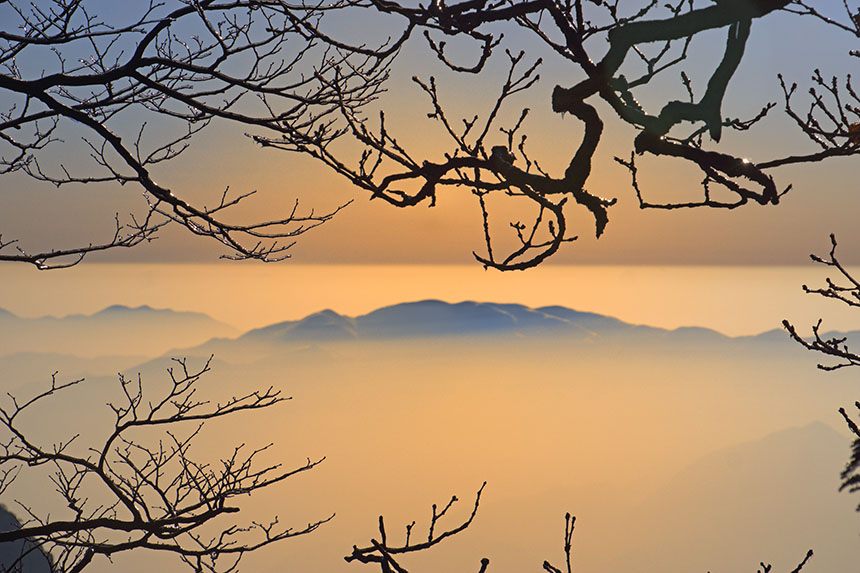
xmin=2 ymin=2 xmax=859 ymax=573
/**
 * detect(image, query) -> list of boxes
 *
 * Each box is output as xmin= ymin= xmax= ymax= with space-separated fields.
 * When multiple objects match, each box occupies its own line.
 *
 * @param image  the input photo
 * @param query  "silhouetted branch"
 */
xmin=784 ymin=234 xmax=860 ymax=512
xmin=4 ymin=1 xmax=860 ymax=269
xmin=756 ymin=549 xmax=814 ymax=573
xmin=0 ymin=211 xmax=165 ymax=270
xmin=254 ymin=0 xmax=858 ymax=269
xmin=345 ymin=496 xmax=811 ymax=572
xmin=542 ymin=512 xmax=574 ymax=573
xmin=0 ymin=357 xmax=329 ymax=572
xmin=838 ymin=402 xmax=860 ymax=510
xmin=783 ymin=234 xmax=860 ymax=370
xmin=345 ymin=482 xmax=486 ymax=571
xmin=1 ymin=0 xmax=386 ymax=266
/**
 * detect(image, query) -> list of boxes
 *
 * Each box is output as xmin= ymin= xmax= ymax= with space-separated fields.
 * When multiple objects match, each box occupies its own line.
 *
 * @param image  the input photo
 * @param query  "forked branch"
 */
xmin=0 ymin=357 xmax=329 ymax=572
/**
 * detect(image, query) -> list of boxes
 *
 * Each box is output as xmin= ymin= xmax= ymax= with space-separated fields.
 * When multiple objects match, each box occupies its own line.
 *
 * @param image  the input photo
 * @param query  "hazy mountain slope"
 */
xmin=2 ymin=301 xmax=858 ymax=573
xmin=356 ymin=300 xmax=581 ymax=338
xmin=447 ymin=423 xmax=858 ymax=573
xmin=4 ymin=300 xmax=855 ymax=366
xmin=600 ymin=422 xmax=859 ymax=573
xmin=0 ymin=351 xmax=150 ymax=389
xmin=536 ymin=305 xmax=630 ymax=332
xmin=243 ymin=309 xmax=359 ymax=342
xmin=236 ymin=300 xmax=591 ymax=344
xmin=217 ymin=299 xmax=732 ymax=352
xmin=173 ymin=299 xmax=804 ymax=367
xmin=0 ymin=506 xmax=53 ymax=573
xmin=0 ymin=305 xmax=237 ymax=358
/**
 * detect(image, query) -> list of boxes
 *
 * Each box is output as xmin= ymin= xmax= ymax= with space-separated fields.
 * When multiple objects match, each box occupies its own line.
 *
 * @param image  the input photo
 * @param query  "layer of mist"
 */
xmin=0 ymin=305 xmax=237 ymax=359
xmin=1 ymin=300 xmax=857 ymax=572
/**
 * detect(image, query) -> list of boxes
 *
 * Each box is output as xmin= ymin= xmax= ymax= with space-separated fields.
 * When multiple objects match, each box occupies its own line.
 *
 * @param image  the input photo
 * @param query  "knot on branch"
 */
xmin=490 ymin=145 xmax=516 ymax=165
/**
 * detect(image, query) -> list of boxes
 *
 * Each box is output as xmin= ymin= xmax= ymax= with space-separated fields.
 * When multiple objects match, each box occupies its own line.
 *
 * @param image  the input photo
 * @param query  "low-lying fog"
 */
xmin=2 ymin=302 xmax=857 ymax=572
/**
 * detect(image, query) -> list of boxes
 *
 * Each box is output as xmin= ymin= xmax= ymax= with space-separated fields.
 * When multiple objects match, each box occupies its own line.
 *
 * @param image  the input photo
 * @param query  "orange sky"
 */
xmin=3 ymin=262 xmax=860 ymax=337
xmin=3 ymin=7 xmax=860 ymax=572
xmin=1 ymin=7 xmax=859 ymax=267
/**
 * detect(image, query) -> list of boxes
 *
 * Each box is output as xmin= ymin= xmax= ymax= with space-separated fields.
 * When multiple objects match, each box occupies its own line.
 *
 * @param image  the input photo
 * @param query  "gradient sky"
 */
xmin=4 ymin=263 xmax=860 ymax=338
xmin=2 ymin=7 xmax=860 ymax=571
xmin=2 ymin=4 xmax=859 ymax=267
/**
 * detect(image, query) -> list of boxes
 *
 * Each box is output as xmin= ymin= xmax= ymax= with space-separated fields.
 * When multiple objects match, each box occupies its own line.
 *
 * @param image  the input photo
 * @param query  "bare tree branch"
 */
xmin=783 ymin=234 xmax=860 ymax=511
xmin=4 ymin=1 xmax=859 ymax=269
xmin=0 ymin=0 xmax=389 ymax=267
xmin=0 ymin=357 xmax=330 ymax=572
xmin=252 ymin=0 xmax=860 ymax=269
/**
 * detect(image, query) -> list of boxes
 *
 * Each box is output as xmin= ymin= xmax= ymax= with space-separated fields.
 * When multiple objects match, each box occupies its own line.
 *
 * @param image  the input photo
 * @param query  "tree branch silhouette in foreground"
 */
xmin=783 ymin=234 xmax=860 ymax=511
xmin=3 ymin=1 xmax=860 ymax=269
xmin=0 ymin=357 xmax=329 ymax=572
xmin=0 ymin=358 xmax=823 ymax=572
xmin=345 ymin=487 xmax=814 ymax=573
xmin=0 ymin=0 xmax=389 ymax=267
xmin=257 ymin=0 xmax=860 ymax=269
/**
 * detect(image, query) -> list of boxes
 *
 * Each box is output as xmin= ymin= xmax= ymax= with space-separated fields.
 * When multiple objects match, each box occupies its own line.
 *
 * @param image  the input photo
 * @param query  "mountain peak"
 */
xmin=242 ymin=308 xmax=357 ymax=342
xmin=97 ymin=304 xmax=156 ymax=314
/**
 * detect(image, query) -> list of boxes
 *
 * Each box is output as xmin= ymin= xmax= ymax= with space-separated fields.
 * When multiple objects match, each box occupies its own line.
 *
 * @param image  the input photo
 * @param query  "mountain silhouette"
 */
xmin=245 ymin=309 xmax=359 ymax=342
xmin=237 ymin=300 xmax=623 ymax=345
xmin=1 ymin=301 xmax=856 ymax=573
xmin=5 ymin=300 xmax=847 ymax=373
xmin=0 ymin=305 xmax=237 ymax=358
xmin=0 ymin=505 xmax=53 ymax=572
xmin=604 ymin=422 xmax=858 ymax=572
xmin=217 ymin=300 xmax=760 ymax=355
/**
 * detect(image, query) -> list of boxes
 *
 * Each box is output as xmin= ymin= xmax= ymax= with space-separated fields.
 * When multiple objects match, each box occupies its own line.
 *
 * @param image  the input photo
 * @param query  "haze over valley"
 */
xmin=1 ymin=300 xmax=857 ymax=572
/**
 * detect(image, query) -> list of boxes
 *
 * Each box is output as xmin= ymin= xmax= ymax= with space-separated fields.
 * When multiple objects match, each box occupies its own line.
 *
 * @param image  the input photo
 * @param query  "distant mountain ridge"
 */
xmin=231 ymin=299 xmax=771 ymax=348
xmin=2 ymin=304 xmax=219 ymax=321
xmin=0 ymin=305 xmax=237 ymax=358
xmin=240 ymin=300 xmax=606 ymax=343
xmin=205 ymin=299 xmax=860 ymax=364
xmin=3 ymin=300 xmax=846 ymax=362
xmin=2 ymin=301 xmax=857 ymax=573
